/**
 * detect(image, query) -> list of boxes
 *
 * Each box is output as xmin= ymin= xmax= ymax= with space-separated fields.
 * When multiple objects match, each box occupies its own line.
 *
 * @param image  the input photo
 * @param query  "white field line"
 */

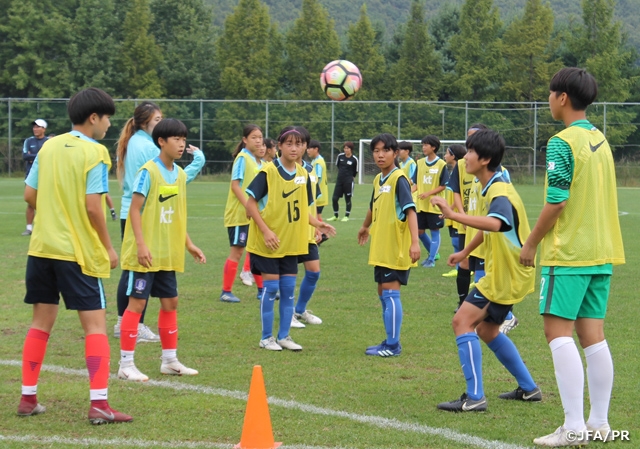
xmin=1 ymin=360 xmax=532 ymax=449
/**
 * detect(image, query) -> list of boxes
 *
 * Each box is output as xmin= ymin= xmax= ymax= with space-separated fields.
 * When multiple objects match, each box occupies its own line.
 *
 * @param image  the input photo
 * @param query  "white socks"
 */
xmin=585 ymin=340 xmax=613 ymax=429
xmin=549 ymin=336 xmax=586 ymax=431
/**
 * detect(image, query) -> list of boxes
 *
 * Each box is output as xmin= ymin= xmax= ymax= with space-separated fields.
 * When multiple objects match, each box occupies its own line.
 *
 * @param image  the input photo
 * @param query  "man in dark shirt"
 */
xmin=327 ymin=141 xmax=358 ymax=222
xmin=22 ymin=119 xmax=49 ymax=236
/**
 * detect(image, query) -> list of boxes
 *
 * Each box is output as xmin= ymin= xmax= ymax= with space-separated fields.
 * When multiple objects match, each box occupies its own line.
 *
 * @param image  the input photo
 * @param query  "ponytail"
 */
xmin=231 ymin=123 xmax=263 ymax=163
xmin=116 ymin=117 xmax=136 ymax=183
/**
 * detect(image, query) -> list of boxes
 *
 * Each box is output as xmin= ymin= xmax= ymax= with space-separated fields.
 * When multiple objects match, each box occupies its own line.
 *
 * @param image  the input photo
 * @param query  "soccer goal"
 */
xmin=357 ymin=139 xmax=466 ymax=184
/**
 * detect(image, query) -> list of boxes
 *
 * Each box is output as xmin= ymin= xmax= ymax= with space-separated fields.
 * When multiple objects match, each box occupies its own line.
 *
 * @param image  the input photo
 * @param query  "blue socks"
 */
xmin=418 ymin=232 xmax=431 ymax=252
xmin=382 ymin=289 xmax=402 ymax=346
xmin=487 ymin=333 xmax=536 ymax=391
xmin=451 ymin=234 xmax=460 ymax=253
xmin=456 ymin=332 xmax=484 ymax=400
xmin=428 ymin=229 xmax=440 ymax=262
xmin=295 ymin=270 xmax=320 ymax=314
xmin=474 ymin=270 xmax=486 ymax=282
xmin=260 ymin=279 xmax=279 ymax=340
xmin=277 ymin=275 xmax=296 ymax=340
xmin=505 ymin=311 xmax=514 ymax=320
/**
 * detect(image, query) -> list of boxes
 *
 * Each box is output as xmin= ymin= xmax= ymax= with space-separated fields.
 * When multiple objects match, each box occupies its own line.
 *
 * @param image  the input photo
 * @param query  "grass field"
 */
xmin=0 ymin=177 xmax=637 ymax=449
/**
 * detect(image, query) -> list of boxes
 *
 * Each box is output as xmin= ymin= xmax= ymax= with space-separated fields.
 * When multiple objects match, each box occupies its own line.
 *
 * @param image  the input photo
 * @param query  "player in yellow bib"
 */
xmin=442 ymin=144 xmax=467 ymax=278
xmin=118 ymin=119 xmax=206 ymax=383
xmin=358 ymin=133 xmax=420 ymax=357
xmin=519 ymin=68 xmax=625 ymax=447
xmin=307 ymin=139 xmax=330 ymax=245
xmin=432 ymin=129 xmax=540 ymax=413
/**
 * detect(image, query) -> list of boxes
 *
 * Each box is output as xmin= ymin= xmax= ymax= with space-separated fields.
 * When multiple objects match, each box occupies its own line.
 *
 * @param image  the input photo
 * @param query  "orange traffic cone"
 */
xmin=234 ymin=365 xmax=282 ymax=449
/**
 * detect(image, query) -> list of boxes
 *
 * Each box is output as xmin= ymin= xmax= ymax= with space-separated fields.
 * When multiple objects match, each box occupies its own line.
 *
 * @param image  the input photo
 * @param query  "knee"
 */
xmin=127 ymin=298 xmax=146 ymax=314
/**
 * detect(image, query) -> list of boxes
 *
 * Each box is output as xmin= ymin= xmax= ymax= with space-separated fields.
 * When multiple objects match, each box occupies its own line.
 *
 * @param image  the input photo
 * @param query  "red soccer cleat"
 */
xmin=17 ymin=396 xmax=46 ymax=417
xmin=88 ymin=403 xmax=133 ymax=425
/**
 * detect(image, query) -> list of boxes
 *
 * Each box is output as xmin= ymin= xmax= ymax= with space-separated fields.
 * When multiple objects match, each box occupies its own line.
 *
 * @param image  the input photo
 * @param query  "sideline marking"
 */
xmin=1 ymin=360 xmax=530 ymax=449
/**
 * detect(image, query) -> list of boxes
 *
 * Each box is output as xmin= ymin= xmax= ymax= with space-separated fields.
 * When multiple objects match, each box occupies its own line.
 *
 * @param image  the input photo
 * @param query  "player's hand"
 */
xmin=185 ymin=144 xmax=198 ymax=155
xmin=187 ymin=243 xmax=206 ymax=264
xmin=137 ymin=244 xmax=153 ymax=268
xmin=418 ymin=192 xmax=429 ymax=200
xmin=431 ymin=197 xmax=452 ymax=217
xmin=263 ymin=229 xmax=280 ymax=250
xmin=520 ymin=242 xmax=536 ymax=267
xmin=318 ymin=222 xmax=336 ymax=238
xmin=315 ymin=229 xmax=323 ymax=244
xmin=110 ymin=208 xmax=117 ymax=221
xmin=107 ymin=247 xmax=119 ymax=269
xmin=357 ymin=227 xmax=369 ymax=245
xmin=409 ymin=242 xmax=421 ymax=263
xmin=448 ymin=251 xmax=466 ymax=267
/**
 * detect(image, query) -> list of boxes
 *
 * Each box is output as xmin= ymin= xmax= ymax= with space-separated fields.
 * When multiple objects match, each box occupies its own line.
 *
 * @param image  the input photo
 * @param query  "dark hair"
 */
xmin=68 ymin=88 xmax=115 ymax=126
xmin=398 ymin=141 xmax=413 ymax=151
xmin=421 ymin=135 xmax=440 ymax=151
xmin=466 ymin=129 xmax=505 ymax=172
xmin=277 ymin=126 xmax=303 ymax=145
xmin=468 ymin=123 xmax=488 ymax=133
xmin=370 ymin=133 xmax=398 ymax=152
xmin=264 ymin=137 xmax=276 ymax=150
xmin=116 ymin=101 xmax=162 ymax=181
xmin=309 ymin=139 xmax=321 ymax=150
xmin=447 ymin=144 xmax=467 ymax=161
xmin=343 ymin=141 xmax=354 ymax=150
xmin=232 ymin=124 xmax=263 ymax=159
xmin=295 ymin=126 xmax=311 ymax=146
xmin=152 ymin=118 xmax=188 ymax=148
xmin=550 ymin=67 xmax=598 ymax=111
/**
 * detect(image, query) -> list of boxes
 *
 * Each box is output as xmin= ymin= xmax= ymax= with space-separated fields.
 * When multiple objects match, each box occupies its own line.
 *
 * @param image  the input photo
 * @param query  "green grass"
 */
xmin=0 ymin=178 xmax=637 ymax=448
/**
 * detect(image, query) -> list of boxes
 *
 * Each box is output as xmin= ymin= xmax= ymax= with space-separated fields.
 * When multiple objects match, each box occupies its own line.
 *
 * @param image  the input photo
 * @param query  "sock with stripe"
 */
xmin=86 ymin=333 xmax=110 ymax=399
xmin=158 ymin=309 xmax=178 ymax=351
xmin=428 ymin=229 xmax=440 ymax=262
xmin=456 ymin=268 xmax=471 ymax=306
xmin=277 ymin=275 xmax=296 ymax=340
xmin=456 ymin=332 xmax=484 ymax=400
xmin=487 ymin=333 xmax=536 ymax=391
xmin=222 ymin=258 xmax=238 ymax=292
xmin=382 ymin=289 xmax=402 ymax=347
xmin=21 ymin=328 xmax=50 ymax=399
xmin=260 ymin=279 xmax=279 ymax=339
xmin=295 ymin=270 xmax=320 ymax=314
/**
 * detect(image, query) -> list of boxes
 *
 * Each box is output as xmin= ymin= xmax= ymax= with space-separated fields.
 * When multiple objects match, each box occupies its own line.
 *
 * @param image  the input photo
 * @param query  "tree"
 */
xmin=429 ymin=3 xmax=460 ymax=75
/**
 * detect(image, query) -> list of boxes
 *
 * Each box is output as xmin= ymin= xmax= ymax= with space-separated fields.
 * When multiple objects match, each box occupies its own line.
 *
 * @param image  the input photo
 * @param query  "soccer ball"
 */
xmin=320 ymin=60 xmax=362 ymax=101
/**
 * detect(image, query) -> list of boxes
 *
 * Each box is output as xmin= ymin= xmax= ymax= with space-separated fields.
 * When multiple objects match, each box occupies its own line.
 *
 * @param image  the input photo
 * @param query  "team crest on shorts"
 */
xmin=134 ymin=278 xmax=147 ymax=294
xmin=239 ymin=232 xmax=247 ymax=243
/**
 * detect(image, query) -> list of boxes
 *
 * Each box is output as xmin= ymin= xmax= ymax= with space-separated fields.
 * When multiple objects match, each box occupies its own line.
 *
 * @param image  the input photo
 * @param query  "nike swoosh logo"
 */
xmin=463 ymin=180 xmax=473 ymax=185
xmin=282 ymin=187 xmax=300 ymax=198
xmin=473 ymin=293 xmax=483 ymax=299
xmin=64 ymin=144 xmax=75 ymax=148
xmin=129 ymin=334 xmax=138 ymax=338
xmin=384 ymin=273 xmax=391 ymax=277
xmin=168 ymin=329 xmax=177 ymax=334
xmin=373 ymin=195 xmax=381 ymax=203
xmin=462 ymin=400 xmax=486 ymax=411
xmin=166 ymin=367 xmax=181 ymax=374
xmin=91 ymin=407 xmax=115 ymax=420
xmin=159 ymin=194 xmax=177 ymax=203
xmin=590 ymin=140 xmax=605 ymax=152
xmin=98 ymin=393 xmax=107 ymax=397
xmin=522 ymin=392 xmax=538 ymax=400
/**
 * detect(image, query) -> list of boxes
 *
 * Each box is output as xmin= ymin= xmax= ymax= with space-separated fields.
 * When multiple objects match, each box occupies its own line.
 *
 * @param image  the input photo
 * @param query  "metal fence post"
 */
xmin=199 ymin=100 xmax=203 ymax=151
xmin=465 ymin=101 xmax=468 ymax=134
xmin=533 ymin=102 xmax=538 ymax=185
xmin=603 ymin=103 xmax=607 ymax=137
xmin=265 ymin=100 xmax=269 ymax=139
xmin=8 ymin=99 xmax=12 ymax=176
xmin=330 ymin=102 xmax=335 ymax=165
xmin=397 ymin=101 xmax=401 ymax=139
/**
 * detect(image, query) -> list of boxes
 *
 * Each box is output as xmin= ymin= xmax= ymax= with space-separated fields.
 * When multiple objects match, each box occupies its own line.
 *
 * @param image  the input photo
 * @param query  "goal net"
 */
xmin=357 ymin=139 xmax=466 ymax=184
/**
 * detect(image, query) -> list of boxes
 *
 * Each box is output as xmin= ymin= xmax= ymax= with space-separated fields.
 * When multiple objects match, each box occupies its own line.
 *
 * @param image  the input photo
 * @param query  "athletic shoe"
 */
xmin=366 ymin=340 xmax=387 ymax=351
xmin=437 ymin=393 xmax=487 ymax=412
xmin=296 ymin=310 xmax=322 ymax=325
xmin=220 ymin=291 xmax=240 ymax=303
xmin=442 ymin=269 xmax=458 ymax=277
xmin=88 ymin=404 xmax=133 ymax=425
xmin=435 ymin=253 xmax=441 ymax=260
xmin=259 ymin=336 xmax=282 ymax=351
xmin=17 ymin=398 xmax=46 ymax=416
xmin=533 ymin=426 xmax=587 ymax=446
xmin=421 ymin=259 xmax=436 ymax=268
xmin=340 ymin=216 xmax=349 ymax=222
xmin=137 ymin=323 xmax=160 ymax=343
xmin=587 ymin=424 xmax=613 ymax=442
xmin=240 ymin=270 xmax=254 ymax=286
xmin=499 ymin=316 xmax=519 ymax=334
xmin=275 ymin=291 xmax=280 ymax=300
xmin=290 ymin=314 xmax=306 ymax=328
xmin=113 ymin=322 xmax=121 ymax=338
xmin=161 ymin=360 xmax=198 ymax=376
xmin=256 ymin=288 xmax=264 ymax=300
xmin=276 ymin=335 xmax=302 ymax=351
xmin=498 ymin=386 xmax=542 ymax=402
xmin=365 ymin=343 xmax=402 ymax=357
xmin=326 ymin=216 xmax=338 ymax=222
xmin=21 ymin=229 xmax=32 ymax=236
xmin=117 ymin=363 xmax=149 ymax=382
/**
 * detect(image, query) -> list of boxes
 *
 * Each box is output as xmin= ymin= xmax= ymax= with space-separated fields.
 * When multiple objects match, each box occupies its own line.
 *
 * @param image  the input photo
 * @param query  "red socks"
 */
xmin=254 ymin=274 xmax=263 ymax=289
xmin=85 ymin=333 xmax=110 ymax=390
xmin=21 ymin=328 xmax=49 ymax=391
xmin=120 ymin=310 xmax=142 ymax=351
xmin=243 ymin=254 xmax=251 ymax=272
xmin=158 ymin=310 xmax=178 ymax=350
xmin=223 ymin=258 xmax=238 ymax=292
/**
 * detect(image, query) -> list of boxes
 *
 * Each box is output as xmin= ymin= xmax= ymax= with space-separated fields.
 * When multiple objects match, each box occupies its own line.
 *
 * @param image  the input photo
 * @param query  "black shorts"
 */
xmin=469 ymin=256 xmax=485 ymax=273
xmin=448 ymin=226 xmax=459 ymax=238
xmin=464 ymin=287 xmax=512 ymax=325
xmin=250 ymin=253 xmax=298 ymax=276
xmin=417 ymin=212 xmax=444 ymax=230
xmin=316 ymin=206 xmax=325 ymax=214
xmin=24 ymin=256 xmax=106 ymax=311
xmin=374 ymin=266 xmax=410 ymax=286
xmin=298 ymin=243 xmax=319 ymax=263
xmin=126 ymin=270 xmax=178 ymax=299
xmin=227 ymin=225 xmax=249 ymax=247
xmin=333 ymin=179 xmax=354 ymax=198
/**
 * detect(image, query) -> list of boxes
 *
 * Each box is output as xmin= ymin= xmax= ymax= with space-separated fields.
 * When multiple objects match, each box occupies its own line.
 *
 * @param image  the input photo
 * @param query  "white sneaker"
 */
xmin=499 ymin=316 xmax=519 ymax=334
xmin=160 ymin=359 xmax=198 ymax=376
xmin=290 ymin=314 xmax=306 ymax=328
xmin=117 ymin=363 xmax=149 ymax=382
xmin=113 ymin=322 xmax=121 ymax=338
xmin=533 ymin=426 xmax=588 ymax=446
xmin=587 ymin=424 xmax=613 ymax=442
xmin=259 ymin=336 xmax=282 ymax=351
xmin=240 ymin=270 xmax=254 ymax=286
xmin=137 ymin=323 xmax=160 ymax=343
xmin=296 ymin=310 xmax=322 ymax=325
xmin=276 ymin=336 xmax=302 ymax=351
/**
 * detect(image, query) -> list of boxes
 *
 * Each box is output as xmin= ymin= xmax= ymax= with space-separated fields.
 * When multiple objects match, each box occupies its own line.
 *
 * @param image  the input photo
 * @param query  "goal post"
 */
xmin=358 ymin=139 xmax=466 ymax=184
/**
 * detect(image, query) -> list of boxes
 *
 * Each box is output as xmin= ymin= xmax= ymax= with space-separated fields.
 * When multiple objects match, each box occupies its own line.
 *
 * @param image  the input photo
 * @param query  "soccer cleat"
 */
xmin=113 ymin=322 xmax=121 ymax=338
xmin=276 ymin=336 xmax=303 ymax=351
xmin=587 ymin=424 xmax=613 ymax=442
xmin=340 ymin=216 xmax=350 ymax=222
xmin=365 ymin=343 xmax=402 ymax=357
xmin=437 ymin=393 xmax=487 ymax=412
xmin=161 ymin=360 xmax=198 ymax=376
xmin=219 ymin=291 xmax=240 ymax=303
xmin=499 ymin=316 xmax=519 ymax=334
xmin=533 ymin=426 xmax=588 ymax=446
xmin=442 ymin=269 xmax=458 ymax=277
xmin=435 ymin=253 xmax=441 ymax=260
xmin=137 ymin=323 xmax=160 ymax=343
xmin=21 ymin=229 xmax=32 ymax=236
xmin=110 ymin=209 xmax=117 ymax=221
xmin=117 ymin=363 xmax=149 ymax=382
xmin=256 ymin=288 xmax=264 ymax=300
xmin=17 ymin=398 xmax=46 ymax=417
xmin=296 ymin=310 xmax=322 ymax=325
xmin=326 ymin=216 xmax=338 ymax=222
xmin=498 ymin=386 xmax=542 ymax=402
xmin=290 ymin=314 xmax=306 ymax=328
xmin=421 ymin=259 xmax=436 ymax=268
xmin=259 ymin=336 xmax=282 ymax=351
xmin=88 ymin=404 xmax=133 ymax=425
xmin=240 ymin=270 xmax=254 ymax=286
xmin=366 ymin=340 xmax=387 ymax=351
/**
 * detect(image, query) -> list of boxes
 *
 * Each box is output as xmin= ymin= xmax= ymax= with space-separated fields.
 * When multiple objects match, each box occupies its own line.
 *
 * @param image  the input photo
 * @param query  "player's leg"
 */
xmin=221 ymin=226 xmax=247 ymax=303
xmin=118 ymin=272 xmax=152 ymax=382
xmin=427 ymin=228 xmax=441 ymax=266
xmin=294 ymin=247 xmax=322 ymax=325
xmin=366 ymin=269 xmax=405 ymax=356
xmin=276 ymin=257 xmax=301 ymax=350
xmin=416 ymin=213 xmax=432 ymax=264
xmin=23 ymin=204 xmax=35 ymax=235
xmin=254 ymin=255 xmax=282 ymax=350
xmin=442 ymin=227 xmax=459 ymax=278
xmin=343 ymin=181 xmax=353 ymax=220
xmin=240 ymin=253 xmax=254 ymax=286
xmin=329 ymin=183 xmax=343 ymax=220
xmin=455 ymin=234 xmax=471 ymax=310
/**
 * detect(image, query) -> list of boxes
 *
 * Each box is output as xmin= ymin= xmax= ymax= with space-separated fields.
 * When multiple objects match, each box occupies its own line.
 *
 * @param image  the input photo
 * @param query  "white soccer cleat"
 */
xmin=296 ymin=310 xmax=322 ymax=325
xmin=276 ymin=336 xmax=302 ymax=351
xmin=533 ymin=426 xmax=588 ymax=446
xmin=240 ymin=270 xmax=254 ymax=286
xmin=259 ymin=336 xmax=282 ymax=351
xmin=113 ymin=322 xmax=121 ymax=339
xmin=160 ymin=360 xmax=198 ymax=376
xmin=137 ymin=323 xmax=160 ymax=343
xmin=587 ymin=424 xmax=613 ymax=442
xmin=290 ymin=314 xmax=306 ymax=328
xmin=117 ymin=363 xmax=149 ymax=382
xmin=499 ymin=316 xmax=519 ymax=334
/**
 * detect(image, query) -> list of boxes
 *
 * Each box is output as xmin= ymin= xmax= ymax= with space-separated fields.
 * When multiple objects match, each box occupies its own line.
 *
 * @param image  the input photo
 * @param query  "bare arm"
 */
xmin=129 ymin=193 xmax=152 ymax=268
xmin=86 ymin=194 xmax=118 ymax=269
xmin=185 ymin=232 xmax=206 ymax=263
xmin=309 ymin=214 xmax=336 ymax=238
xmin=520 ymin=201 xmax=566 ymax=266
xmin=406 ymin=208 xmax=421 ymax=263
xmin=418 ymin=185 xmax=446 ymax=199
xmin=448 ymin=230 xmax=484 ymax=267
xmin=453 ymin=192 xmax=465 ymax=215
xmin=431 ymin=196 xmax=502 ymax=232
xmin=24 ymin=186 xmax=37 ymax=209
xmin=357 ymin=208 xmax=373 ymax=245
